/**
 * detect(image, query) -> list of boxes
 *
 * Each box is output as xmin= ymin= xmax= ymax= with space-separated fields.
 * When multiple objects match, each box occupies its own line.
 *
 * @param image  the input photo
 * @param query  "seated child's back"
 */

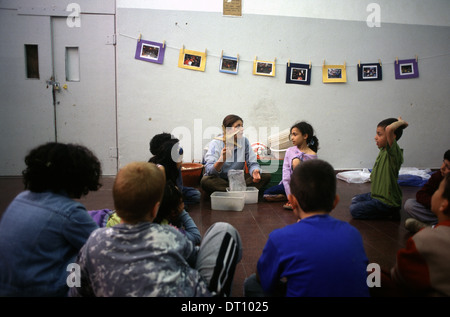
xmin=254 ymin=160 xmax=370 ymax=297
xmin=69 ymin=162 xmax=210 ymax=297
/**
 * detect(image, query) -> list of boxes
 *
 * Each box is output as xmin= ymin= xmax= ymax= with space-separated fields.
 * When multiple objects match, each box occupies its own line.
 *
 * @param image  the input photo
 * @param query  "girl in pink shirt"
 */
xmin=264 ymin=121 xmax=318 ymax=209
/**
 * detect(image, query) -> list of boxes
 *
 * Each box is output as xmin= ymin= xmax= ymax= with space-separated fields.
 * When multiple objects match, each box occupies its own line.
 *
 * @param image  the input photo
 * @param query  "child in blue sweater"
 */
xmin=244 ymin=159 xmax=370 ymax=297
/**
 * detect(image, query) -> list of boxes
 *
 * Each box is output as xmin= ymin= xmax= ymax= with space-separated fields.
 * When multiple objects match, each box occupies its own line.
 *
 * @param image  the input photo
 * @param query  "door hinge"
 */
xmin=106 ymin=34 xmax=116 ymax=45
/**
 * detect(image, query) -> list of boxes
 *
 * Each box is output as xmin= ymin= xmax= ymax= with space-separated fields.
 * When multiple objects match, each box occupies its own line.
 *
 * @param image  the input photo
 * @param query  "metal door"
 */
xmin=51 ymin=15 xmax=117 ymax=174
xmin=0 ymin=2 xmax=117 ymax=175
xmin=0 ymin=9 xmax=55 ymax=175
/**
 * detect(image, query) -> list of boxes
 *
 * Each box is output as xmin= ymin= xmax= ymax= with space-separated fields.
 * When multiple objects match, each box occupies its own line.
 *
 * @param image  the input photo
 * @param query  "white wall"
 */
xmin=117 ymin=0 xmax=450 ymax=27
xmin=115 ymin=2 xmax=450 ymax=170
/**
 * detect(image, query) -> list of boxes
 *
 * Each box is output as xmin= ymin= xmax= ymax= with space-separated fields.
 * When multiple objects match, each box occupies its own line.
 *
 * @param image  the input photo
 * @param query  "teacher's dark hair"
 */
xmin=22 ymin=142 xmax=102 ymax=198
xmin=222 ymin=114 xmax=243 ymax=129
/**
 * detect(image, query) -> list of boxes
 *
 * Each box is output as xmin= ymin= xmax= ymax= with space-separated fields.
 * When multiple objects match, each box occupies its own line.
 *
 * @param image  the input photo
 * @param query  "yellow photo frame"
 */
xmin=322 ymin=63 xmax=347 ymax=83
xmin=253 ymin=58 xmax=276 ymax=77
xmin=178 ymin=48 xmax=206 ymax=72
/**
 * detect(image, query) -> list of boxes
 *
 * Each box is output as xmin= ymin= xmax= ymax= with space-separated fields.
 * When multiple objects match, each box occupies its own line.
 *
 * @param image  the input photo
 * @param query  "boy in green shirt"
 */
xmin=350 ymin=117 xmax=409 ymax=219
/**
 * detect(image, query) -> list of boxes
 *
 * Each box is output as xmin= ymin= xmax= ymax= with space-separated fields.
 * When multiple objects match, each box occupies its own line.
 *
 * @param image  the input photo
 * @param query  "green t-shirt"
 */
xmin=370 ymin=139 xmax=404 ymax=207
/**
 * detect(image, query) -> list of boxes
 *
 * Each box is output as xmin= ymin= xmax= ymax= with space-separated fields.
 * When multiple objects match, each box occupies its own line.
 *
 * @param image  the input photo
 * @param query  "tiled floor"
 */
xmin=0 ymin=176 xmax=417 ymax=297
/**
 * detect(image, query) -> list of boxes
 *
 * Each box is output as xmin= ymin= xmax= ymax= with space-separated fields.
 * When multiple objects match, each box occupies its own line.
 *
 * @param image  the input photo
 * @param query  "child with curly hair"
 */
xmin=0 ymin=142 xmax=102 ymax=296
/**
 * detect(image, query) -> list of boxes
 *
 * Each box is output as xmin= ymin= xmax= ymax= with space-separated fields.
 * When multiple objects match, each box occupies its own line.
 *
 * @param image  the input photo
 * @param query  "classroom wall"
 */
xmin=116 ymin=1 xmax=450 ymax=170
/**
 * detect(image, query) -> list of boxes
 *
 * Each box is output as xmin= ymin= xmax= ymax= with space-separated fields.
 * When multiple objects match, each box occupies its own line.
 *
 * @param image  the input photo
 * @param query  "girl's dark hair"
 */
xmin=290 ymin=121 xmax=319 ymax=153
xmin=377 ymin=118 xmax=404 ymax=141
xmin=149 ymin=138 xmax=181 ymax=184
xmin=290 ymin=159 xmax=336 ymax=212
xmin=154 ymin=180 xmax=183 ymax=225
xmin=149 ymin=132 xmax=173 ymax=156
xmin=22 ymin=142 xmax=102 ymax=198
xmin=222 ymin=114 xmax=243 ymax=129
xmin=443 ymin=150 xmax=450 ymax=162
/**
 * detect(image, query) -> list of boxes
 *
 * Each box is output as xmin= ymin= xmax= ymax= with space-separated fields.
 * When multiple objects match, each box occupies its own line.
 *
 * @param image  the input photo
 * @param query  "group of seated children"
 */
xmin=0 ymin=141 xmax=241 ymax=297
xmin=0 ymin=114 xmax=449 ymax=297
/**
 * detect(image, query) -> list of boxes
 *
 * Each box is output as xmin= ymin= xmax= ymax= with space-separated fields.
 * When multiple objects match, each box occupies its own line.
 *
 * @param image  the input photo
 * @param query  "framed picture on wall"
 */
xmin=178 ymin=48 xmax=207 ymax=72
xmin=322 ymin=63 xmax=347 ymax=83
xmin=135 ymin=40 xmax=165 ymax=64
xmin=395 ymin=58 xmax=419 ymax=79
xmin=286 ymin=62 xmax=311 ymax=85
xmin=357 ymin=62 xmax=382 ymax=81
xmin=253 ymin=58 xmax=276 ymax=77
xmin=220 ymin=55 xmax=239 ymax=74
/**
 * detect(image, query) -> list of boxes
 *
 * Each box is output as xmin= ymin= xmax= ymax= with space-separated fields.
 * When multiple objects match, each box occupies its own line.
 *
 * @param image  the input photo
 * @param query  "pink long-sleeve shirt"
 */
xmin=281 ymin=146 xmax=317 ymax=196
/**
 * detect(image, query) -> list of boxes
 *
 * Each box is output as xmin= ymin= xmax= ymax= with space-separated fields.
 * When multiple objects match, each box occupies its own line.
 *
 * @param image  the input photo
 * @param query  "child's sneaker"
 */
xmin=404 ymin=218 xmax=430 ymax=233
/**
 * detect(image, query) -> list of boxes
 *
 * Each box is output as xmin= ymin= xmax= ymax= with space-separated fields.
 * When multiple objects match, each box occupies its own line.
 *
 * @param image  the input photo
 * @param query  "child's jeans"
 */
xmin=181 ymin=186 xmax=201 ymax=205
xmin=263 ymin=183 xmax=285 ymax=196
xmin=350 ymin=192 xmax=400 ymax=220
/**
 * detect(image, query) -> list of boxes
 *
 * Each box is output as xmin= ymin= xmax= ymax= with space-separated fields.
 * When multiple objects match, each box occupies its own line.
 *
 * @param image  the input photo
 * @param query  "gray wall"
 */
xmin=116 ymin=8 xmax=450 ymax=169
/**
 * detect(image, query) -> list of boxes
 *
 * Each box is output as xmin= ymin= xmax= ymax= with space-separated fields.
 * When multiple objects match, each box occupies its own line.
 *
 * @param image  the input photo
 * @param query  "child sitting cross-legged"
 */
xmin=350 ymin=117 xmax=409 ymax=220
xmin=244 ymin=159 xmax=370 ymax=297
xmin=69 ymin=162 xmax=242 ymax=297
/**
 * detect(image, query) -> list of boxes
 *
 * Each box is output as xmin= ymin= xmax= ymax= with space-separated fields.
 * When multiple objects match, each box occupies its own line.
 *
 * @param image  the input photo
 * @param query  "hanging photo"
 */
xmin=220 ymin=55 xmax=239 ymax=74
xmin=322 ymin=63 xmax=347 ymax=83
xmin=358 ymin=62 xmax=382 ymax=81
xmin=178 ymin=48 xmax=207 ymax=72
xmin=286 ymin=62 xmax=311 ymax=85
xmin=253 ymin=58 xmax=276 ymax=77
xmin=135 ymin=40 xmax=165 ymax=64
xmin=395 ymin=58 xmax=419 ymax=79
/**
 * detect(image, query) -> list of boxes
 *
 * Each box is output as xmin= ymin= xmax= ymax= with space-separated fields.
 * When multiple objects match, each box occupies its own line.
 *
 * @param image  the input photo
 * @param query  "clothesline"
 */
xmin=118 ymin=31 xmax=450 ymax=67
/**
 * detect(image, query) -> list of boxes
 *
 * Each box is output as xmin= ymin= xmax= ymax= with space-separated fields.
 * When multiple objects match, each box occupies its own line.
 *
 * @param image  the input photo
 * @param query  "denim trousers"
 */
xmin=350 ymin=192 xmax=400 ymax=219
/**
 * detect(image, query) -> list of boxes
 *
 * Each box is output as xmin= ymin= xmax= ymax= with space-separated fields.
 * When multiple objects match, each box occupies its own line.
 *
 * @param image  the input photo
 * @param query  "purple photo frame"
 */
xmin=135 ymin=40 xmax=165 ymax=64
xmin=395 ymin=58 xmax=419 ymax=79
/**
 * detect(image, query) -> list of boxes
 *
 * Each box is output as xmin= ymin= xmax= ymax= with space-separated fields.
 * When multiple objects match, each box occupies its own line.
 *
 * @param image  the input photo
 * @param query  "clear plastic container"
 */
xmin=226 ymin=187 xmax=259 ymax=204
xmin=211 ymin=192 xmax=245 ymax=211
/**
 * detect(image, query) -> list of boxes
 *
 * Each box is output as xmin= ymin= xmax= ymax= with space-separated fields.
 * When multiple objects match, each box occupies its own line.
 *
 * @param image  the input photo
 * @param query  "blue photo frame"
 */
xmin=220 ymin=55 xmax=239 ymax=74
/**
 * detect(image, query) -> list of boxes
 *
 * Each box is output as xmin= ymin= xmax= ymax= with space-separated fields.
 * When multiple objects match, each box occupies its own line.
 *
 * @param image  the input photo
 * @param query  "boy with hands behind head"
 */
xmin=350 ymin=117 xmax=409 ymax=220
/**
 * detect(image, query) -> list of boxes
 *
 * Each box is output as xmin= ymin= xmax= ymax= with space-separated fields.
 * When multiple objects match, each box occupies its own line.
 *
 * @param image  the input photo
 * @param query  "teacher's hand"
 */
xmin=220 ymin=146 xmax=232 ymax=162
xmin=252 ymin=169 xmax=261 ymax=183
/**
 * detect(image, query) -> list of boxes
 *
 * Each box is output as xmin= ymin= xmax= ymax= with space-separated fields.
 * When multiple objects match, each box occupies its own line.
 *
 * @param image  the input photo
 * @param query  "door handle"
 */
xmin=46 ymin=78 xmax=61 ymax=91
